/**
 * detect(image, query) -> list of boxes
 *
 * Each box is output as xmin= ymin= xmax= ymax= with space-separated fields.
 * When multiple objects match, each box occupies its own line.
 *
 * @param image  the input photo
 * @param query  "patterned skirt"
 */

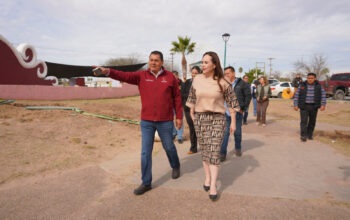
xmin=193 ymin=112 xmax=226 ymax=165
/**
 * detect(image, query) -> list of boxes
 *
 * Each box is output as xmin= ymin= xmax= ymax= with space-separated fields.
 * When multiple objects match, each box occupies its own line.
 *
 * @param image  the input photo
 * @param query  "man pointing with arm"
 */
xmin=94 ymin=51 xmax=182 ymax=195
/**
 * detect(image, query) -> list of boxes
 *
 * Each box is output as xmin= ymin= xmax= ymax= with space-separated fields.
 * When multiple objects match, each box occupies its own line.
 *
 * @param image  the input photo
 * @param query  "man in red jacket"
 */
xmin=94 ymin=51 xmax=182 ymax=195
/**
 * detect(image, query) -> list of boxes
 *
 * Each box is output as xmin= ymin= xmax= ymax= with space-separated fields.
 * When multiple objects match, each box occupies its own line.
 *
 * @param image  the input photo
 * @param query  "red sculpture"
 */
xmin=0 ymin=35 xmax=57 ymax=85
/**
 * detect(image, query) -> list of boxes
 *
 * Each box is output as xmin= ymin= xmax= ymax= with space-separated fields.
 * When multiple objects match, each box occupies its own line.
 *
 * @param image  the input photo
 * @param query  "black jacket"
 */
xmin=181 ymin=79 xmax=192 ymax=111
xmin=233 ymin=78 xmax=252 ymax=112
xmin=298 ymin=80 xmax=322 ymax=109
xmin=292 ymin=77 xmax=303 ymax=88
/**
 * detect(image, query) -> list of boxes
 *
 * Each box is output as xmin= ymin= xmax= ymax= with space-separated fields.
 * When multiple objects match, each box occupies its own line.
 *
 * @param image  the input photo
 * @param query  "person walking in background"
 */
xmin=294 ymin=72 xmax=326 ymax=142
xmin=292 ymin=73 xmax=303 ymax=97
xmin=172 ymin=71 xmax=184 ymax=144
xmin=186 ymin=52 xmax=239 ymax=201
xmin=220 ymin=67 xmax=251 ymax=161
xmin=93 ymin=51 xmax=182 ymax=195
xmin=251 ymin=80 xmax=258 ymax=116
xmin=242 ymin=75 xmax=251 ymax=125
xmin=182 ymin=66 xmax=200 ymax=154
xmin=256 ymin=76 xmax=271 ymax=127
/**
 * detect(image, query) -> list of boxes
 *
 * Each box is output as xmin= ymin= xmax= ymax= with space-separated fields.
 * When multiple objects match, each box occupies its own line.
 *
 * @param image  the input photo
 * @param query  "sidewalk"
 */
xmin=1 ymin=118 xmax=349 ymax=219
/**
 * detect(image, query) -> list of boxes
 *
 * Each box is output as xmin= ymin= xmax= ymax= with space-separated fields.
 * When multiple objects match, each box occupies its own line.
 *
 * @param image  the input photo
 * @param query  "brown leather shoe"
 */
xmin=134 ymin=184 xmax=152 ymax=195
xmin=235 ymin=149 xmax=242 ymax=157
xmin=172 ymin=167 xmax=180 ymax=179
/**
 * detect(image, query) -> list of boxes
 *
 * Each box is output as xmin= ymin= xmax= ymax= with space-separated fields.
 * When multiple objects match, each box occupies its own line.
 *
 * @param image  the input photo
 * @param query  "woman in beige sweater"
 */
xmin=186 ymin=51 xmax=239 ymax=201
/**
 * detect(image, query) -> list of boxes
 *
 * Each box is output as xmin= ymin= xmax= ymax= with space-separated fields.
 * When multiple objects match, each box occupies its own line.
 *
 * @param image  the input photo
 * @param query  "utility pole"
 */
xmin=170 ymin=52 xmax=175 ymax=71
xmin=255 ymin=62 xmax=266 ymax=79
xmin=268 ymin=58 xmax=275 ymax=78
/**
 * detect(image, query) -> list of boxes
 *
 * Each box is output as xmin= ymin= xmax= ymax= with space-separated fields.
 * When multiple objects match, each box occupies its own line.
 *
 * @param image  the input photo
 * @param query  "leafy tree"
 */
xmin=294 ymin=54 xmax=329 ymax=78
xmin=170 ymin=36 xmax=196 ymax=81
xmin=244 ymin=68 xmax=265 ymax=83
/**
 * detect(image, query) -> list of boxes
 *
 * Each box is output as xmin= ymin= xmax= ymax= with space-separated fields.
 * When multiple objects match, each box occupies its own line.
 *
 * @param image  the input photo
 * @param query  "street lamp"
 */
xmin=222 ymin=33 xmax=230 ymax=68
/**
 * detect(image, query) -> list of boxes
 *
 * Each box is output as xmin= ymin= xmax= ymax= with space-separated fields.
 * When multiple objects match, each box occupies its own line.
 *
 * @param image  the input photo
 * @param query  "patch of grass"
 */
xmin=71 ymin=137 xmax=81 ymax=144
xmin=314 ymin=130 xmax=350 ymax=157
xmin=52 ymin=157 xmax=81 ymax=170
xmin=1 ymin=122 xmax=10 ymax=126
xmin=303 ymin=198 xmax=350 ymax=208
xmin=83 ymin=145 xmax=97 ymax=149
xmin=19 ymin=118 xmax=33 ymax=123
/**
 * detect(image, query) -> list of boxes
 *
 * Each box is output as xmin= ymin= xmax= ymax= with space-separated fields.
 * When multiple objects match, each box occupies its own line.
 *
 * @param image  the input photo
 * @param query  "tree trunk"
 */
xmin=181 ymin=53 xmax=187 ymax=81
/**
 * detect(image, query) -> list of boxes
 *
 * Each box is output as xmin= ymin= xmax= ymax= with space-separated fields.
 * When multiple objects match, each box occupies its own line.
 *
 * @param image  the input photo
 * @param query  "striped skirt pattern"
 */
xmin=194 ymin=112 xmax=226 ymax=165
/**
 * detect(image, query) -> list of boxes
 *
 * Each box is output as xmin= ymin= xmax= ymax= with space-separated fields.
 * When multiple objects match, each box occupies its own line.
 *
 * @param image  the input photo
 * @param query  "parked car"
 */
xmin=270 ymin=82 xmax=295 ymax=98
xmin=319 ymin=73 xmax=350 ymax=100
xmin=268 ymin=79 xmax=280 ymax=85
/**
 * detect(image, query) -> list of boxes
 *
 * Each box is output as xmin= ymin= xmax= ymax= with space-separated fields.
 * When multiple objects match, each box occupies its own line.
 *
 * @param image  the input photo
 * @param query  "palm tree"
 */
xmin=170 ymin=36 xmax=196 ymax=80
xmin=239 ymin=67 xmax=243 ymax=76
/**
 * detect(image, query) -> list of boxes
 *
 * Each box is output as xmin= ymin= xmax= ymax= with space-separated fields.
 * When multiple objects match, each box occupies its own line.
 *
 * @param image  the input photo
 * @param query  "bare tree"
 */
xmin=163 ymin=61 xmax=180 ymax=74
xmin=271 ymin=70 xmax=282 ymax=80
xmin=294 ymin=54 xmax=329 ymax=78
xmin=103 ymin=53 xmax=144 ymax=66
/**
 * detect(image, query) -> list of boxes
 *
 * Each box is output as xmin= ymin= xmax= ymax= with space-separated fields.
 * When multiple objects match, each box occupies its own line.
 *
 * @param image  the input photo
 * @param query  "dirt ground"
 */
xmin=0 ymin=97 xmax=350 ymax=219
xmin=0 ymin=96 xmax=144 ymax=185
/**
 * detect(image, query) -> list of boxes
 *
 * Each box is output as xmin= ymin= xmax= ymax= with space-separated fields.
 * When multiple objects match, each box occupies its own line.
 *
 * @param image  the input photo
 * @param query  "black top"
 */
xmin=181 ymin=79 xmax=193 ymax=111
xmin=233 ymin=78 xmax=252 ymax=111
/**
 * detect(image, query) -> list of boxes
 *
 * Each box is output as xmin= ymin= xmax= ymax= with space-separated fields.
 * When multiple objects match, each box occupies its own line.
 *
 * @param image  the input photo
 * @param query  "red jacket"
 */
xmin=108 ymin=68 xmax=183 ymax=121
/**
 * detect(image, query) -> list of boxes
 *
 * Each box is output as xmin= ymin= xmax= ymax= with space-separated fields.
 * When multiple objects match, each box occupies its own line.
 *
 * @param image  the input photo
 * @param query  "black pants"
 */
xmin=300 ymin=104 xmax=318 ymax=138
xmin=184 ymin=110 xmax=197 ymax=152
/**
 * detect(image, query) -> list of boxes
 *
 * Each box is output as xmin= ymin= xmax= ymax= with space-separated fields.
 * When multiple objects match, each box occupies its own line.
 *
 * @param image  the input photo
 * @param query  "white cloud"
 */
xmin=0 ymin=0 xmax=349 ymax=74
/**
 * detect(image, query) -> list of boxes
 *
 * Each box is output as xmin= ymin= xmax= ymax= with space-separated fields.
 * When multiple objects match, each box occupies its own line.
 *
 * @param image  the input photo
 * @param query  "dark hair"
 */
xmin=149 ymin=51 xmax=163 ymax=61
xmin=191 ymin=65 xmax=201 ymax=74
xmin=307 ymin=72 xmax=316 ymax=77
xmin=202 ymin=51 xmax=227 ymax=94
xmin=224 ymin=66 xmax=235 ymax=73
xmin=173 ymin=71 xmax=179 ymax=76
xmin=243 ymin=75 xmax=248 ymax=79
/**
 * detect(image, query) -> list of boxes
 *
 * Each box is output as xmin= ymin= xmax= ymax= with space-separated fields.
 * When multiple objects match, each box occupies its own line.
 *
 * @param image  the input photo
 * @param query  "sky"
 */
xmin=1 ymin=0 xmax=350 ymax=77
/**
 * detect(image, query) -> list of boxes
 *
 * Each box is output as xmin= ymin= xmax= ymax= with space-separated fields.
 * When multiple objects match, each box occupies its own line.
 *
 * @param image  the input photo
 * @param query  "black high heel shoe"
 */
xmin=209 ymin=194 xmax=218 ymax=201
xmin=203 ymin=185 xmax=210 ymax=192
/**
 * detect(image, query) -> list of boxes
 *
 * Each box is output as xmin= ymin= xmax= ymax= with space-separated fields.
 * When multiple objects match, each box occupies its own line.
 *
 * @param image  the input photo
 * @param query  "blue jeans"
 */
xmin=141 ymin=120 xmax=180 ymax=186
xmin=172 ymin=119 xmax=184 ymax=140
xmin=220 ymin=113 xmax=243 ymax=155
xmin=253 ymin=97 xmax=257 ymax=115
xmin=243 ymin=110 xmax=249 ymax=123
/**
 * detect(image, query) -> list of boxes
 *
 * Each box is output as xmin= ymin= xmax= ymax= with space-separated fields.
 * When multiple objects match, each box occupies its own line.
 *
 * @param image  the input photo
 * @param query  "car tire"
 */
xmin=334 ymin=90 xmax=345 ymax=100
xmin=277 ymin=92 xmax=282 ymax=98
